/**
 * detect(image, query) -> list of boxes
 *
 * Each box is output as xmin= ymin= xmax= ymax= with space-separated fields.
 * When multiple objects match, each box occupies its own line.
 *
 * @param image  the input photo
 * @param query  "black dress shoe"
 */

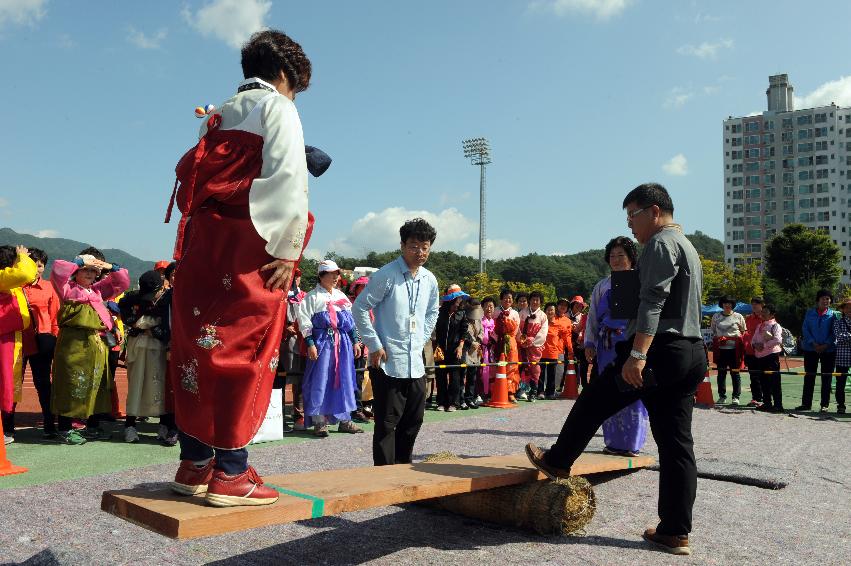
xmin=525 ymin=443 xmax=571 ymax=480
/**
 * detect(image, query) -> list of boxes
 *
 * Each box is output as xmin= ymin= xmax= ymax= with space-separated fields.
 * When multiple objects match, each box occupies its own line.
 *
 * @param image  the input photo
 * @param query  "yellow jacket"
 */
xmin=0 ymin=252 xmax=38 ymax=410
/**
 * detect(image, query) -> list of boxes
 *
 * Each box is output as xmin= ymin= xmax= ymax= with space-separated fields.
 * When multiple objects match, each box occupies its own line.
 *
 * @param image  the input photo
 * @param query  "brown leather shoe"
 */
xmin=643 ymin=528 xmax=692 ymax=556
xmin=205 ymin=466 xmax=279 ymax=507
xmin=524 ymin=443 xmax=571 ymax=480
xmin=171 ymin=459 xmax=216 ymax=495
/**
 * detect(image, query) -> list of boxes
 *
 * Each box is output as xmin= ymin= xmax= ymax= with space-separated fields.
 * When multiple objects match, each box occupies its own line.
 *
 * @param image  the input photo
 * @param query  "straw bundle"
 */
xmin=420 ymin=453 xmax=595 ymax=536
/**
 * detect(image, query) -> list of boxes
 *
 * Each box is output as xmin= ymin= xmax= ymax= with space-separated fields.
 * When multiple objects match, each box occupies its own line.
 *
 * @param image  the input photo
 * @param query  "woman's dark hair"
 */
xmin=241 ymin=30 xmax=311 ymax=92
xmin=718 ymin=295 xmax=737 ymax=309
xmin=481 ymin=296 xmax=495 ymax=307
xmin=815 ymin=289 xmax=833 ymax=302
xmin=164 ymin=262 xmax=177 ymax=281
xmin=604 ymin=236 xmax=638 ymax=267
xmin=528 ymin=291 xmax=544 ymax=303
xmin=762 ymin=303 xmax=776 ymax=315
xmin=439 ymin=297 xmax=462 ymax=313
xmin=0 ymin=245 xmax=16 ymax=269
xmin=622 ymin=182 xmax=674 ymax=214
xmin=79 ymin=246 xmax=105 ymax=261
xmin=544 ymin=301 xmax=557 ymax=312
xmin=28 ymin=247 xmax=48 ymax=265
xmin=499 ymin=289 xmax=513 ymax=300
xmin=515 ymin=292 xmax=529 ymax=302
xmin=400 ymin=218 xmax=437 ymax=244
xmin=467 ymin=298 xmax=481 ymax=308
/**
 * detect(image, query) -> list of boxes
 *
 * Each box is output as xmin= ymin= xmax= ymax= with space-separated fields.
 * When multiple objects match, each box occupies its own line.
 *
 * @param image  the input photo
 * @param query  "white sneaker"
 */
xmin=3 ymin=435 xmax=13 ymax=445
xmin=516 ymin=392 xmax=528 ymax=400
xmin=124 ymin=426 xmax=139 ymax=443
xmin=732 ymin=397 xmax=740 ymax=406
xmin=474 ymin=395 xmax=483 ymax=405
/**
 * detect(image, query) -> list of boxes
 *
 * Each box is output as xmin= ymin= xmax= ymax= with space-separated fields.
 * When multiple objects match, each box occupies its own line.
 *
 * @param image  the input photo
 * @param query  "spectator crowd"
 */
xmin=1 ymin=241 xmax=850 ymax=451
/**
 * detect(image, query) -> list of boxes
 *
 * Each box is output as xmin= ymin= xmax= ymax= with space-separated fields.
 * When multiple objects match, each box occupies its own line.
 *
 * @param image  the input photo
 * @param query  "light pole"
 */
xmin=462 ymin=137 xmax=492 ymax=274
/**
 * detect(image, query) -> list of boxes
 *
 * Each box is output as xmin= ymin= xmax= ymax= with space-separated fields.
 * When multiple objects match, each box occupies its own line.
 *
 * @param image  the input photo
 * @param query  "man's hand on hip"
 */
xmin=369 ymin=348 xmax=387 ymax=368
xmin=622 ymin=356 xmax=646 ymax=388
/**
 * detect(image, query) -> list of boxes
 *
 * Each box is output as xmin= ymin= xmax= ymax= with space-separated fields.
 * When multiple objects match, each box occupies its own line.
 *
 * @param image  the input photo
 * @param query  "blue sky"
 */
xmin=2 ymin=0 xmax=851 ymax=262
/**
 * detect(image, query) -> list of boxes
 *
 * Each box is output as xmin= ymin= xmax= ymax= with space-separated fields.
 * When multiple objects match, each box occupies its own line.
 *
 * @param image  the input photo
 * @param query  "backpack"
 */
xmin=779 ymin=325 xmax=796 ymax=356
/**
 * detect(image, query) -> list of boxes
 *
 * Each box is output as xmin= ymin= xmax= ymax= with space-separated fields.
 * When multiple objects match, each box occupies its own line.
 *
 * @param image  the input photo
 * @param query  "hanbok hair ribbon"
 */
xmin=326 ymin=296 xmax=351 ymax=389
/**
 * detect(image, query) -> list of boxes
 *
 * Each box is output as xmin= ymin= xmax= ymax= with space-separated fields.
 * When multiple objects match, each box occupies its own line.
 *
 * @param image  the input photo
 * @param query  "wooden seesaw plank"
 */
xmin=101 ymin=452 xmax=653 ymax=539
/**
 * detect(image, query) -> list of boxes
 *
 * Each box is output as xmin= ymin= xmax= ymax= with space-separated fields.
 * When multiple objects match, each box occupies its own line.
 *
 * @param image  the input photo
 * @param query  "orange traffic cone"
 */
xmin=695 ymin=367 xmax=715 ymax=408
xmin=560 ymin=358 xmax=579 ymax=400
xmin=0 ymin=414 xmax=27 ymax=477
xmin=484 ymin=356 xmax=518 ymax=409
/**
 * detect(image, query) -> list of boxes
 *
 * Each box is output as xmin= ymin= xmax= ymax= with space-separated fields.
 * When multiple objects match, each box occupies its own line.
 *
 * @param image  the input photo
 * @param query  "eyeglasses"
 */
xmin=627 ymin=207 xmax=649 ymax=220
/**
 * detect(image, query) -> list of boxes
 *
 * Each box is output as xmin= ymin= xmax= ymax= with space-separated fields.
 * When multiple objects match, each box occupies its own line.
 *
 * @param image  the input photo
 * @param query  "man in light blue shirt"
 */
xmin=353 ymin=219 xmax=439 ymax=465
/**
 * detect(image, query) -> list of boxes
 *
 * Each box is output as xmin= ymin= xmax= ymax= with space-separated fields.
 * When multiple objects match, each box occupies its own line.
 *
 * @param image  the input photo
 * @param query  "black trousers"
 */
xmin=715 ymin=348 xmax=741 ymax=398
xmin=743 ymin=354 xmax=763 ymax=402
xmin=435 ymin=365 xmax=461 ymax=409
xmin=545 ymin=334 xmax=705 ymax=536
xmin=179 ymin=432 xmax=248 ymax=475
xmin=462 ymin=366 xmax=478 ymax=404
xmin=755 ymin=354 xmax=782 ymax=409
xmin=541 ymin=358 xmax=558 ymax=396
xmin=801 ymin=350 xmax=837 ymax=408
xmin=575 ymin=347 xmax=590 ymax=387
xmin=834 ymin=366 xmax=849 ymax=409
xmin=371 ymin=368 xmax=427 ymax=466
xmin=22 ymin=333 xmax=57 ymax=432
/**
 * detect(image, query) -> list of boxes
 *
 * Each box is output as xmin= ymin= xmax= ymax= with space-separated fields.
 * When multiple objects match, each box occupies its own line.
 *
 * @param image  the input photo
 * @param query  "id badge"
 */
xmin=409 ymin=316 xmax=417 ymax=333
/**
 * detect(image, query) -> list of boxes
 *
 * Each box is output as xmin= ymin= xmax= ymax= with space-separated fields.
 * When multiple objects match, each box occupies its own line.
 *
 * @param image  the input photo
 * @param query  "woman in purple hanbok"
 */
xmin=296 ymin=260 xmax=363 ymax=437
xmin=584 ymin=237 xmax=649 ymax=457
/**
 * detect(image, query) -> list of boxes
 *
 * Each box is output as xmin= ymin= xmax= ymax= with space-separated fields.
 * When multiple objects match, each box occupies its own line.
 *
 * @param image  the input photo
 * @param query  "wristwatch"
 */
xmin=629 ymin=349 xmax=647 ymax=361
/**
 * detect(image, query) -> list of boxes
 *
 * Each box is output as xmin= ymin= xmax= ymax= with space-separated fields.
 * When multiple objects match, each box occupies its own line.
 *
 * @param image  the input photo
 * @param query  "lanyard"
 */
xmin=405 ymin=271 xmax=420 ymax=317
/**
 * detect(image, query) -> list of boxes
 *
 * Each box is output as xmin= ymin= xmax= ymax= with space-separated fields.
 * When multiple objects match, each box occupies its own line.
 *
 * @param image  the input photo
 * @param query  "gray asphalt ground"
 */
xmin=2 ymin=400 xmax=849 ymax=565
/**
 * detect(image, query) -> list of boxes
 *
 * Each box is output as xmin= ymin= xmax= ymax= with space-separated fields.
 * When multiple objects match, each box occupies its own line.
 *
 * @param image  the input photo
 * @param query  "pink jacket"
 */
xmin=752 ymin=319 xmax=782 ymax=359
xmin=51 ymin=260 xmax=130 ymax=331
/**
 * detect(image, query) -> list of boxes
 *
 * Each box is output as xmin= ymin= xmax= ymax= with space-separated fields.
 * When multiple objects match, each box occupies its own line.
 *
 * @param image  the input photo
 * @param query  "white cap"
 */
xmin=318 ymin=260 xmax=341 ymax=273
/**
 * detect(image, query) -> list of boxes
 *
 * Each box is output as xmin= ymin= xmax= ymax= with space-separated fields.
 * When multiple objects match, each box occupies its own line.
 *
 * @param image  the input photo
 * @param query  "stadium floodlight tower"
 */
xmin=462 ymin=137 xmax=492 ymax=274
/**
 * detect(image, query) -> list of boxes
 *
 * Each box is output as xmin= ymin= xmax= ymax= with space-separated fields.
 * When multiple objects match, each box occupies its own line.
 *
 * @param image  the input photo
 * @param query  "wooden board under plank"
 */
xmin=101 ymin=452 xmax=653 ymax=539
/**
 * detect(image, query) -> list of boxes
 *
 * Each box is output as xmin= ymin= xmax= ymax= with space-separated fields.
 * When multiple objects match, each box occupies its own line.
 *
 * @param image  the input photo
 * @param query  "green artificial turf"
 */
xmin=0 ymin=403 xmax=524 ymax=489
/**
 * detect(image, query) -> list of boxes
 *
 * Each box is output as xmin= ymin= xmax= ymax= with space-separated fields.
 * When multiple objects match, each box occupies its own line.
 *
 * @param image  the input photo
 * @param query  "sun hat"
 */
xmin=569 ymin=295 xmax=587 ymax=308
xmin=441 ymin=283 xmax=469 ymax=302
xmin=318 ymin=260 xmax=341 ymax=273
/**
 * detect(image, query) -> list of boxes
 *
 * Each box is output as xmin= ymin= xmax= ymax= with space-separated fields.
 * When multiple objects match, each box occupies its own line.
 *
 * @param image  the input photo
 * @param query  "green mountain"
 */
xmin=0 ymin=227 xmax=157 ymax=286
xmin=321 ymin=231 xmax=725 ymax=298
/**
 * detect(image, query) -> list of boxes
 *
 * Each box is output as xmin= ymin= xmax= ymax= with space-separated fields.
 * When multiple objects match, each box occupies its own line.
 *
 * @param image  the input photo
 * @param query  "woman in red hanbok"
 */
xmin=495 ymin=290 xmax=521 ymax=402
xmin=167 ymin=30 xmax=314 ymax=507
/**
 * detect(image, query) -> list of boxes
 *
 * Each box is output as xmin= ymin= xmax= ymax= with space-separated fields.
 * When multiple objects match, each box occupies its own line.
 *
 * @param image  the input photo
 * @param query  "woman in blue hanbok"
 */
xmin=584 ymin=237 xmax=649 ymax=457
xmin=296 ymin=260 xmax=363 ymax=437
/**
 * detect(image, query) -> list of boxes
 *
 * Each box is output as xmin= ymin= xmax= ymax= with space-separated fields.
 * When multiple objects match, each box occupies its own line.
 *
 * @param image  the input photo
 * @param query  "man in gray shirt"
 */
xmin=526 ymin=183 xmax=705 ymax=557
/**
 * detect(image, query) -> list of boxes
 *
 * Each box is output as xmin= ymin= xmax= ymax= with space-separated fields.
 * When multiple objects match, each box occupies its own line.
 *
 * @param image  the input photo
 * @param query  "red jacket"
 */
xmin=742 ymin=313 xmax=762 ymax=356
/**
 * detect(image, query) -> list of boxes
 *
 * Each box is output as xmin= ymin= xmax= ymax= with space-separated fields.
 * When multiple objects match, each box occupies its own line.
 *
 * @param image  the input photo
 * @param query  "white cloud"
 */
xmin=302 ymin=248 xmax=324 ymax=261
xmin=663 ymin=87 xmax=694 ymax=109
xmin=182 ymin=0 xmax=270 ymax=49
xmin=57 ymin=33 xmax=75 ymax=49
xmin=662 ymin=154 xmax=688 ymax=176
xmin=34 ymin=229 xmax=58 ymax=238
xmin=463 ymin=239 xmax=521 ymax=260
xmin=127 ymin=26 xmax=167 ymax=49
xmin=676 ymin=38 xmax=734 ymax=60
xmin=0 ymin=0 xmax=46 ymax=28
xmin=794 ymin=76 xmax=851 ymax=109
xmin=328 ymin=207 xmax=476 ymax=257
xmin=530 ymin=0 xmax=633 ymax=20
